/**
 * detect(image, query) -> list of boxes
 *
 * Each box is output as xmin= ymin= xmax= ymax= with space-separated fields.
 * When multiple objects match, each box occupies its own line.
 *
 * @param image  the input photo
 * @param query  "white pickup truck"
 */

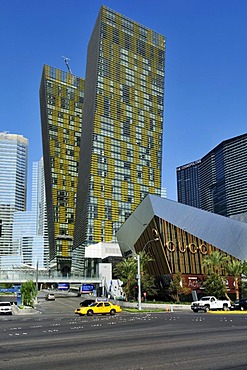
xmin=191 ymin=296 xmax=231 ymax=312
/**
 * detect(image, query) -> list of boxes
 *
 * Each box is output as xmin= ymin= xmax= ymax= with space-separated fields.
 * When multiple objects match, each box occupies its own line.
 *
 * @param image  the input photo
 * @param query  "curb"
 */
xmin=12 ymin=304 xmax=40 ymax=315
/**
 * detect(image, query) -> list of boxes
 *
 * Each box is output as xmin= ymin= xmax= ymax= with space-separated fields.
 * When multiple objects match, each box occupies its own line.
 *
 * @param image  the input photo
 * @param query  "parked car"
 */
xmin=230 ymin=298 xmax=247 ymax=311
xmin=45 ymin=293 xmax=55 ymax=301
xmin=75 ymin=301 xmax=122 ymax=316
xmin=0 ymin=301 xmax=12 ymax=315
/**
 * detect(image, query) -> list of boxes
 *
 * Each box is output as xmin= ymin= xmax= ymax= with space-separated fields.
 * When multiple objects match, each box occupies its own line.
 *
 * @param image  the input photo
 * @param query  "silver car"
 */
xmin=45 ymin=293 xmax=55 ymax=301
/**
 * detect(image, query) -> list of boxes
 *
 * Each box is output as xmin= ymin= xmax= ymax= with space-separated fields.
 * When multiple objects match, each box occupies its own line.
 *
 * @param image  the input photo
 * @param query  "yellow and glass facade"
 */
xmin=40 ymin=65 xmax=84 ymax=274
xmin=74 ymin=6 xmax=165 ymax=252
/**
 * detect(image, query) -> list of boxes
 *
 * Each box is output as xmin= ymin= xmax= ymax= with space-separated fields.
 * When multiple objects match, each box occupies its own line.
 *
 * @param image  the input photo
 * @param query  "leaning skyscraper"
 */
xmin=74 ymin=6 xmax=165 ymax=267
xmin=40 ymin=66 xmax=84 ymax=274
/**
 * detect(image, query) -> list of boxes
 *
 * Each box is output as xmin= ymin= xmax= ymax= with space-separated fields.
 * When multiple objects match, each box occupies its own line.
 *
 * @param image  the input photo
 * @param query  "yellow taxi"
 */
xmin=74 ymin=301 xmax=122 ymax=316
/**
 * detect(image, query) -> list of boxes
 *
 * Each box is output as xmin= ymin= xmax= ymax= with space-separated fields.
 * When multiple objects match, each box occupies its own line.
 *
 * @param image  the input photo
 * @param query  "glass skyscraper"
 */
xmin=177 ymin=160 xmax=201 ymax=208
xmin=0 ymin=132 xmax=28 ymax=267
xmin=177 ymin=133 xmax=247 ymax=219
xmin=40 ymin=66 xmax=84 ymax=274
xmin=12 ymin=210 xmax=44 ymax=268
xmin=74 ymin=6 xmax=165 ymax=259
xmin=31 ymin=158 xmax=49 ymax=268
xmin=11 ymin=158 xmax=47 ymax=269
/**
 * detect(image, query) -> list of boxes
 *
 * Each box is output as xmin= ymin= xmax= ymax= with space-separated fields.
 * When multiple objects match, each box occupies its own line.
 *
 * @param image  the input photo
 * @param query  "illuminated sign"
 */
xmin=81 ymin=284 xmax=94 ymax=292
xmin=57 ymin=283 xmax=69 ymax=290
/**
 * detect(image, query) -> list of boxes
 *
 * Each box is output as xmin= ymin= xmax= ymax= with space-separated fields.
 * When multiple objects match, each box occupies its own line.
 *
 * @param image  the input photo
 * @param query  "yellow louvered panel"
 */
xmin=93 ymin=219 xmax=102 ymax=241
xmin=112 ymin=200 xmax=119 ymax=221
xmin=94 ymin=178 xmax=101 ymax=196
xmin=105 ymin=221 xmax=112 ymax=241
xmin=54 ymin=223 xmax=60 ymax=235
xmin=104 ymin=176 xmax=111 ymax=188
xmin=107 ymin=164 xmax=114 ymax=180
xmin=121 ymin=181 xmax=128 ymax=202
xmin=59 ymin=207 xmax=66 ymax=223
xmin=61 ymin=242 xmax=69 ymax=257
xmin=91 ymin=154 xmax=98 ymax=171
xmin=142 ymin=167 xmax=149 ymax=184
xmin=98 ymin=198 xmax=105 ymax=219
xmin=103 ymin=134 xmax=111 ymax=146
xmin=68 ymin=225 xmax=74 ymax=235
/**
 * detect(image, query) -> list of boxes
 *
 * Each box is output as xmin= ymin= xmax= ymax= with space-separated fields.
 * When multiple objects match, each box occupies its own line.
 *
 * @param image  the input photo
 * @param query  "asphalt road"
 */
xmin=1 ymin=295 xmax=247 ymax=370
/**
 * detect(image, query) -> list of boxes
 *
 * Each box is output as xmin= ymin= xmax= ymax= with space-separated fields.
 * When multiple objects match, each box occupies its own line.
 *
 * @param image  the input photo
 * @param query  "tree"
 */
xmin=202 ymin=251 xmax=229 ymax=300
xmin=242 ymin=260 xmax=247 ymax=276
xmin=113 ymin=251 xmax=157 ymax=301
xmin=225 ymin=260 xmax=243 ymax=300
xmin=20 ymin=280 xmax=37 ymax=307
xmin=168 ymin=272 xmax=190 ymax=302
xmin=202 ymin=251 xmax=228 ymax=274
xmin=138 ymin=251 xmax=158 ymax=298
xmin=113 ymin=257 xmax=136 ymax=301
xmin=203 ymin=272 xmax=227 ymax=297
xmin=141 ymin=273 xmax=158 ymax=298
xmin=138 ymin=250 xmax=154 ymax=272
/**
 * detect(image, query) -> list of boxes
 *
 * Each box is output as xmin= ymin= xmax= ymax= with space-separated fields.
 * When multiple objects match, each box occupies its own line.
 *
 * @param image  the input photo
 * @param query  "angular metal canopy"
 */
xmin=116 ymin=194 xmax=247 ymax=261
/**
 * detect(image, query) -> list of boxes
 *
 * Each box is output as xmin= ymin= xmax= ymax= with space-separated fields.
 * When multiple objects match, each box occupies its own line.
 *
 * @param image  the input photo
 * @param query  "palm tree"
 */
xmin=113 ymin=257 xmax=136 ymax=301
xmin=138 ymin=250 xmax=154 ymax=273
xmin=202 ymin=251 xmax=230 ymax=300
xmin=242 ymin=260 xmax=247 ymax=276
xmin=138 ymin=251 xmax=157 ymax=298
xmin=202 ymin=251 xmax=228 ymax=274
xmin=225 ymin=260 xmax=243 ymax=300
xmin=113 ymin=251 xmax=156 ymax=301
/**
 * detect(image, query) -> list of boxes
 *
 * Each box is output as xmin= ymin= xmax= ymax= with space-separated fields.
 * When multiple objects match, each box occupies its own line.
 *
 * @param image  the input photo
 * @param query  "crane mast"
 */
xmin=62 ymin=56 xmax=73 ymax=74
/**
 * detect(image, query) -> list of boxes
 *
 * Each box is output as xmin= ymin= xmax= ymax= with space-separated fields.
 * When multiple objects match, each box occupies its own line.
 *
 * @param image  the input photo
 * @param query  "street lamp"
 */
xmin=137 ymin=238 xmax=159 ymax=310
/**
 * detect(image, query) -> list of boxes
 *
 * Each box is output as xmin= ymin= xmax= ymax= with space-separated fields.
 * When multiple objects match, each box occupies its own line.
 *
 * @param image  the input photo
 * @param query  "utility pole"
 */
xmin=137 ymin=255 xmax=142 ymax=310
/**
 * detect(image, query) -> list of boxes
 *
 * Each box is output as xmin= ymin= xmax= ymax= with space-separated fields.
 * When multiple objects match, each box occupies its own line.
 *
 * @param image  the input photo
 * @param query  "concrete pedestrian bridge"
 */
xmin=0 ymin=269 xmax=102 ymax=286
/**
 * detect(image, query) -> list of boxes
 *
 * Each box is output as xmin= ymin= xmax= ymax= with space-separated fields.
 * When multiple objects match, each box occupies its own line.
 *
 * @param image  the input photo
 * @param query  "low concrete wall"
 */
xmin=12 ymin=303 xmax=37 ymax=315
xmin=114 ymin=300 xmax=191 ymax=312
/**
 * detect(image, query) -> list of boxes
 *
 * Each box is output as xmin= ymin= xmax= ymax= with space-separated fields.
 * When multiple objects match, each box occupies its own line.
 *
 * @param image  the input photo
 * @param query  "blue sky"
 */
xmin=1 ymin=0 xmax=247 ymax=205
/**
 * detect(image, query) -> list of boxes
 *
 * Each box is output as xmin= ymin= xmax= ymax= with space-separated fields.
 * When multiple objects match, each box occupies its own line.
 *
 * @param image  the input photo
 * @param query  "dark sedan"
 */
xmin=80 ymin=299 xmax=96 ymax=307
xmin=230 ymin=298 xmax=247 ymax=311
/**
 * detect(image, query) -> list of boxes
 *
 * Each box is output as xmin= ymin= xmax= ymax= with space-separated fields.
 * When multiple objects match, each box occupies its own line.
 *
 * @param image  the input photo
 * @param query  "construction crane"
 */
xmin=62 ymin=56 xmax=73 ymax=74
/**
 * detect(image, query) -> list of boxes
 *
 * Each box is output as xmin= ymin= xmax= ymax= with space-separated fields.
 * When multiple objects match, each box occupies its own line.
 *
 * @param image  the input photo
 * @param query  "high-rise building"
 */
xmin=11 ymin=158 xmax=48 ymax=270
xmin=161 ymin=187 xmax=167 ymax=198
xmin=74 ymin=6 xmax=165 ymax=265
xmin=177 ymin=160 xmax=201 ymax=208
xmin=40 ymin=65 xmax=84 ymax=274
xmin=12 ymin=210 xmax=44 ymax=268
xmin=31 ymin=158 xmax=49 ymax=268
xmin=0 ymin=132 xmax=28 ymax=268
xmin=177 ymin=133 xmax=247 ymax=219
